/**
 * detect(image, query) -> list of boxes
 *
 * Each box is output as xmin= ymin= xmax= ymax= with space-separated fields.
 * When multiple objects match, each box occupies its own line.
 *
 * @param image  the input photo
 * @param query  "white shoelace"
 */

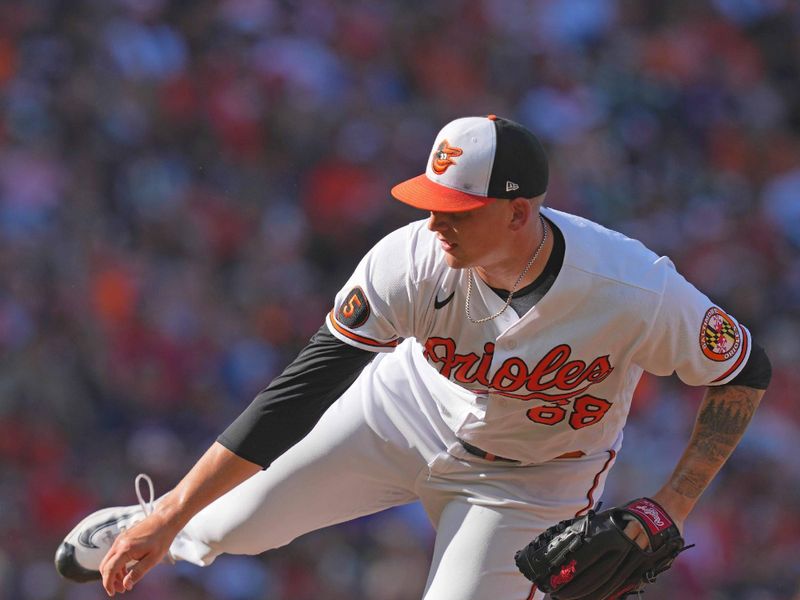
xmin=135 ymin=473 xmax=155 ymax=517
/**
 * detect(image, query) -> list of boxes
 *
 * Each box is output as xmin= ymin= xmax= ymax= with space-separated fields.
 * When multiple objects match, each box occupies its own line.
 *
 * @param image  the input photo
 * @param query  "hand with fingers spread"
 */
xmin=99 ymin=510 xmax=181 ymax=596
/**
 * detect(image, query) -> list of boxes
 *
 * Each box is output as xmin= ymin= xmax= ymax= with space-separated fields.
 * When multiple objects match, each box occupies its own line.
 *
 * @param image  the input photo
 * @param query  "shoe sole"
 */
xmin=55 ymin=542 xmax=102 ymax=582
xmin=54 ymin=504 xmax=141 ymax=582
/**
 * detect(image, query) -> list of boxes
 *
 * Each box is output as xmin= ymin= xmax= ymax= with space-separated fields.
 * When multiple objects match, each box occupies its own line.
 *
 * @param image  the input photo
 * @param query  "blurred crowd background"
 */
xmin=1 ymin=0 xmax=798 ymax=598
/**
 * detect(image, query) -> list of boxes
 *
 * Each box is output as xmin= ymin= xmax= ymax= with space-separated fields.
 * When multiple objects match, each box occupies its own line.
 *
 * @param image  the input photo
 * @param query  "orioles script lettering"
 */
xmin=423 ymin=337 xmax=616 ymax=429
xmin=423 ymin=338 xmax=613 ymax=401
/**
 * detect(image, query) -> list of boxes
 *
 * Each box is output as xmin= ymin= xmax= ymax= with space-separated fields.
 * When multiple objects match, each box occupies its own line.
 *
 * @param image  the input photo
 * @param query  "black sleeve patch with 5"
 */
xmin=337 ymin=286 xmax=370 ymax=328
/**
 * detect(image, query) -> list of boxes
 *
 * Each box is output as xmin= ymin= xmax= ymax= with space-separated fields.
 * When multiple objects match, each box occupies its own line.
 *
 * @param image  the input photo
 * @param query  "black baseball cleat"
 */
xmin=55 ymin=474 xmax=156 ymax=582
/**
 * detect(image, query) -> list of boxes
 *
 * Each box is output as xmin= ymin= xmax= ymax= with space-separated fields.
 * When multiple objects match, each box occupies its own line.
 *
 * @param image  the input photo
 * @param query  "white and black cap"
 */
xmin=391 ymin=115 xmax=548 ymax=212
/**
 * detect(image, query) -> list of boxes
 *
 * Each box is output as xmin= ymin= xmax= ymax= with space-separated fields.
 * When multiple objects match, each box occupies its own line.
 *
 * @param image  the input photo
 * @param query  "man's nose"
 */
xmin=427 ymin=211 xmax=450 ymax=232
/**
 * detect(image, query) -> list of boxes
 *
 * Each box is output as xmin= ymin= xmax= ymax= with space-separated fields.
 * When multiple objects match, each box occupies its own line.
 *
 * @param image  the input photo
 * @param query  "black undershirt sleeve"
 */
xmin=217 ymin=324 xmax=378 ymax=468
xmin=722 ymin=340 xmax=772 ymax=390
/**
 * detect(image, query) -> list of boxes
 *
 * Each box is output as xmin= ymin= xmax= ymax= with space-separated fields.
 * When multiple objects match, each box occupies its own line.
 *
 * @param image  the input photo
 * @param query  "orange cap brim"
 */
xmin=391 ymin=174 xmax=494 ymax=212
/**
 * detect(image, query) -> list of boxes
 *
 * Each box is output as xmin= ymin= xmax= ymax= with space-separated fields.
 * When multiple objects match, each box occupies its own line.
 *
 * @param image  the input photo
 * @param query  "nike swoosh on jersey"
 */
xmin=434 ymin=291 xmax=455 ymax=309
xmin=78 ymin=516 xmax=124 ymax=550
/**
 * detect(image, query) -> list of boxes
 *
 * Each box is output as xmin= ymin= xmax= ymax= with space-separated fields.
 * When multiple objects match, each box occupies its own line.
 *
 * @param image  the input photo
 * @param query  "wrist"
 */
xmin=651 ymin=488 xmax=694 ymax=527
xmin=153 ymin=492 xmax=193 ymax=533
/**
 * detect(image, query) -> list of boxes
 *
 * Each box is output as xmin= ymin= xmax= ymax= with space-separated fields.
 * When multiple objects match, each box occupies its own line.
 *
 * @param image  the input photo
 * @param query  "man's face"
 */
xmin=426 ymin=200 xmax=514 ymax=270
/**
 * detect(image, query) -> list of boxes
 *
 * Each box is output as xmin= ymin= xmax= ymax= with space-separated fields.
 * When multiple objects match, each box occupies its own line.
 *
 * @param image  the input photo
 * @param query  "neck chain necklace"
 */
xmin=465 ymin=214 xmax=548 ymax=324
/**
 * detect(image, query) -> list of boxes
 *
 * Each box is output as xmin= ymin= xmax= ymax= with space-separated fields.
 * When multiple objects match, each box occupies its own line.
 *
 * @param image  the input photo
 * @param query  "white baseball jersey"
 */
xmin=326 ymin=207 xmax=751 ymax=464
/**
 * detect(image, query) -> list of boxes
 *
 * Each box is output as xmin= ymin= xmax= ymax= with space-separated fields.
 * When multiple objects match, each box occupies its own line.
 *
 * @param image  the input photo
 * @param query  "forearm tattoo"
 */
xmin=669 ymin=385 xmax=763 ymax=499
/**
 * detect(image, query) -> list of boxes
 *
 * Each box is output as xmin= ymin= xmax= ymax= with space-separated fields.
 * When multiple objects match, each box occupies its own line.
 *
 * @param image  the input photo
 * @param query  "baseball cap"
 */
xmin=391 ymin=115 xmax=548 ymax=212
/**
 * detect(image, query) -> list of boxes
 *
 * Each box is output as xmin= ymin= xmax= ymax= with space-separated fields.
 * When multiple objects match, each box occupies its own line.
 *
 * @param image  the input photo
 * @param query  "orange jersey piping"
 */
xmin=328 ymin=310 xmax=399 ymax=349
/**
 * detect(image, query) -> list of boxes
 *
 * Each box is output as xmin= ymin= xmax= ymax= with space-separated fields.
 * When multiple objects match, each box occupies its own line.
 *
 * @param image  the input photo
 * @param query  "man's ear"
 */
xmin=508 ymin=197 xmax=532 ymax=231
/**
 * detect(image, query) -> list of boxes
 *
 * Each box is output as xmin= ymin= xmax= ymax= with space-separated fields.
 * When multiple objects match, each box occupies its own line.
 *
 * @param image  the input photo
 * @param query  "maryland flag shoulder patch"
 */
xmin=700 ymin=307 xmax=740 ymax=362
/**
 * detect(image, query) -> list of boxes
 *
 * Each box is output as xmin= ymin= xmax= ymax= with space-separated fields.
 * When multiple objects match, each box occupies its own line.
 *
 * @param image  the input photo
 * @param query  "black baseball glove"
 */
xmin=514 ymin=498 xmax=692 ymax=600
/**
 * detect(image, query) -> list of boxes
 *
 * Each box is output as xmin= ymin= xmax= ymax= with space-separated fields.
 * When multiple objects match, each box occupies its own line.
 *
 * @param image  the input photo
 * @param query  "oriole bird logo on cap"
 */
xmin=431 ymin=140 xmax=463 ymax=174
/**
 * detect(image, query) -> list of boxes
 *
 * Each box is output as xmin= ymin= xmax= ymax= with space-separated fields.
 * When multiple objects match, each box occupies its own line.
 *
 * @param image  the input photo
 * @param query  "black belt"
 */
xmin=458 ymin=439 xmax=587 ymax=463
xmin=458 ymin=439 xmax=519 ymax=463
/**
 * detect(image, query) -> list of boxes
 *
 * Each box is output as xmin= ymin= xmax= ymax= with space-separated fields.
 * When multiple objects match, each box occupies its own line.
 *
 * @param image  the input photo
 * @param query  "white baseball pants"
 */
xmin=170 ymin=353 xmax=617 ymax=600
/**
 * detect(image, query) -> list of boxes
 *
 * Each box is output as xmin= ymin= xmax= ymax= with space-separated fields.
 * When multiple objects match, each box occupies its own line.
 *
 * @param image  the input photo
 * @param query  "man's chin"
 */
xmin=443 ymin=254 xmax=469 ymax=269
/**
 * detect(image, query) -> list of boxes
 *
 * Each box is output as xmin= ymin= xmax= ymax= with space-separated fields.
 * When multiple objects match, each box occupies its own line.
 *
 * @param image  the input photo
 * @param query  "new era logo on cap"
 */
xmin=390 ymin=114 xmax=548 ymax=212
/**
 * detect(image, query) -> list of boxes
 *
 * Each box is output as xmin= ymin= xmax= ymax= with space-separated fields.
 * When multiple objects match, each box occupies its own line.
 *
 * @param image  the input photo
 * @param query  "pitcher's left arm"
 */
xmin=628 ymin=342 xmax=771 ymax=543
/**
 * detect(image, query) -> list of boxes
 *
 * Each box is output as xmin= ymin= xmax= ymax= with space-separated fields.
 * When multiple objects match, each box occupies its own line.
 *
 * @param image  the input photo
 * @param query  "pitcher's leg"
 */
xmin=174 ymin=390 xmax=423 ymax=565
xmin=420 ymin=498 xmax=544 ymax=600
xmin=416 ymin=448 xmax=618 ymax=600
